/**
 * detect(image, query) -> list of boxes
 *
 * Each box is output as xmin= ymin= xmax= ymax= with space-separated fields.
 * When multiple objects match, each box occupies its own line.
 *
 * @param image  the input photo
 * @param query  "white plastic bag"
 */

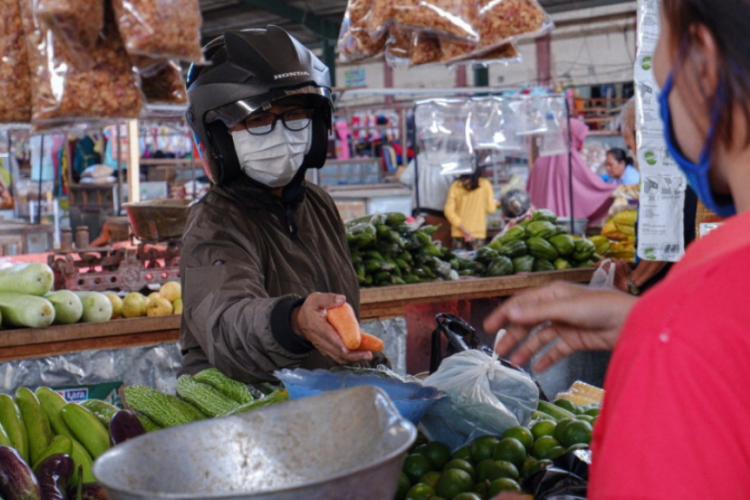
xmin=419 ymin=349 xmax=539 ymax=450
xmin=589 ymin=258 xmax=617 ymax=289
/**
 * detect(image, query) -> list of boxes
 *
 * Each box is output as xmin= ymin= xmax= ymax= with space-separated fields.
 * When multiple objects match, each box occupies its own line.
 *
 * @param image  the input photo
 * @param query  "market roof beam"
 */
xmin=236 ymin=0 xmax=341 ymax=41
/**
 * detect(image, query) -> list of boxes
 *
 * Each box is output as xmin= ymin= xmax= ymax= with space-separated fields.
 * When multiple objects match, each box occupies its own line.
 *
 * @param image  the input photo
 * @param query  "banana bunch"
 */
xmin=600 ymin=210 xmax=637 ymax=263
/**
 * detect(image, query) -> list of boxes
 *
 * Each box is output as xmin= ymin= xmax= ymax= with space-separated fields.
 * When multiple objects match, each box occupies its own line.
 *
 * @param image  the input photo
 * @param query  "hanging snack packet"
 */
xmin=475 ymin=0 xmax=551 ymax=50
xmin=384 ymin=25 xmax=412 ymax=65
xmin=442 ymin=38 xmax=521 ymax=65
xmin=35 ymin=0 xmax=104 ymax=53
xmin=338 ymin=0 xmax=386 ymax=63
xmin=111 ymin=0 xmax=204 ymax=64
xmin=138 ymin=60 xmax=188 ymax=106
xmin=371 ymin=0 xmax=478 ymax=42
xmin=0 ymin=0 xmax=32 ymax=124
xmin=409 ymin=33 xmax=442 ymax=67
xmin=19 ymin=0 xmax=143 ymax=128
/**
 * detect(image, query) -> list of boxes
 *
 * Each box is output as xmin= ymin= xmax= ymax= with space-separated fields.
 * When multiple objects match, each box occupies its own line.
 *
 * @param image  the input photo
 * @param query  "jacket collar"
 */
xmin=210 ymin=170 xmax=307 ymax=210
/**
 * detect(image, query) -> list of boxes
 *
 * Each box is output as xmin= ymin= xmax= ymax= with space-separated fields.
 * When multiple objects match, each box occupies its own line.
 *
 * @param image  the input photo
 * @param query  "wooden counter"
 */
xmin=0 ymin=269 xmax=593 ymax=362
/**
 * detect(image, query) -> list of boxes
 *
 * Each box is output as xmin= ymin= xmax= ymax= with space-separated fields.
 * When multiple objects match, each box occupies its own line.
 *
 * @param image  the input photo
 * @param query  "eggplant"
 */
xmin=108 ymin=410 xmax=145 ymax=446
xmin=0 ymin=445 xmax=42 ymax=500
xmin=34 ymin=454 xmax=73 ymax=500
xmin=65 ymin=483 xmax=108 ymax=500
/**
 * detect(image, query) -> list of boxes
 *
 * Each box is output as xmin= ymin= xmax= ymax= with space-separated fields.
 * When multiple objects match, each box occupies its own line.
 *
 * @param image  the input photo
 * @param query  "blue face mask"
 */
xmin=658 ymin=72 xmax=736 ymax=217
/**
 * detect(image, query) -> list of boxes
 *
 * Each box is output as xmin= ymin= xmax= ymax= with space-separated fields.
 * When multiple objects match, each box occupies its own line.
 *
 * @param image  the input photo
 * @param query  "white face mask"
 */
xmin=231 ymin=124 xmax=312 ymax=187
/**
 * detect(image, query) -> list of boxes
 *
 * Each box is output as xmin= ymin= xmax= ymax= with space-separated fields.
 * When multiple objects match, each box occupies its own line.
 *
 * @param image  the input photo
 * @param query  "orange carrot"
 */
xmin=357 ymin=332 xmax=385 ymax=352
xmin=327 ymin=302 xmax=362 ymax=349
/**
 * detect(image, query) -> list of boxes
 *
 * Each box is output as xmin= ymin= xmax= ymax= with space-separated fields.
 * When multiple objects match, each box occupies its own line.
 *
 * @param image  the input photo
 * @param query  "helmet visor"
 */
xmin=205 ymin=85 xmax=331 ymax=129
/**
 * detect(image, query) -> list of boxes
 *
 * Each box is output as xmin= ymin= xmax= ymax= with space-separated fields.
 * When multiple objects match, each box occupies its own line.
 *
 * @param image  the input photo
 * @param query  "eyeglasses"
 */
xmin=242 ymin=108 xmax=314 ymax=135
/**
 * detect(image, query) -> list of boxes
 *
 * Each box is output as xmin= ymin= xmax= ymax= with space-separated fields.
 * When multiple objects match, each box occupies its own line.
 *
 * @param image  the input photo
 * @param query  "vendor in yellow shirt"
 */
xmin=444 ymin=168 xmax=496 ymax=250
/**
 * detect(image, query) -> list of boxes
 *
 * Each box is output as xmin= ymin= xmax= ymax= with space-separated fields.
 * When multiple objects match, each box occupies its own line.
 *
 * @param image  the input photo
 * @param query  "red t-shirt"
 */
xmin=589 ymin=210 xmax=750 ymax=499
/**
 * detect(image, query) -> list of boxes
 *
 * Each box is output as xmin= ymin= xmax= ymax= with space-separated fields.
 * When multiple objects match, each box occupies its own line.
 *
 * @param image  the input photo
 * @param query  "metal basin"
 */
xmin=93 ymin=386 xmax=416 ymax=500
xmin=123 ymin=199 xmax=192 ymax=242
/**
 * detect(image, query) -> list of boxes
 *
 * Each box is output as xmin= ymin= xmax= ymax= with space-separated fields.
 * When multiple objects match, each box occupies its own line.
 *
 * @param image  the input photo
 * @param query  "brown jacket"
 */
xmin=178 ymin=178 xmax=361 ymax=383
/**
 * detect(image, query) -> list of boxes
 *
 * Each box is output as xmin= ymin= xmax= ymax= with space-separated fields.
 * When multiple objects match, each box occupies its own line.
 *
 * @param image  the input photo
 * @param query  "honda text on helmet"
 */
xmin=185 ymin=26 xmax=333 ymax=186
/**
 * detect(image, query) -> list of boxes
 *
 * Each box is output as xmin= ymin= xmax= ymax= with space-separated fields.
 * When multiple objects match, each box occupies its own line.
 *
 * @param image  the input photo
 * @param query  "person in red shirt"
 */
xmin=487 ymin=0 xmax=750 ymax=498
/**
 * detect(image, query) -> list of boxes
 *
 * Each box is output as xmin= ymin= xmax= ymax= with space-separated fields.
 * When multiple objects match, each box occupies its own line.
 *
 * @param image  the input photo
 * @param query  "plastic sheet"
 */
xmin=36 ymin=0 xmax=104 ymax=54
xmin=111 ymin=0 xmax=204 ymax=63
xmin=19 ymin=0 xmax=143 ymax=128
xmin=370 ymin=0 xmax=479 ymax=42
xmin=337 ymin=1 xmax=386 ymax=63
xmin=0 ymin=0 xmax=32 ymax=124
xmin=415 ymin=99 xmax=475 ymax=176
xmin=468 ymin=97 xmax=525 ymax=152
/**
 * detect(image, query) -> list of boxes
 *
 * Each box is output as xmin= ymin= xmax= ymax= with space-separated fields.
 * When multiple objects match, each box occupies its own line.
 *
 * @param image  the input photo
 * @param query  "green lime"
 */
xmin=435 ymin=468 xmax=473 ymax=499
xmin=584 ymin=407 xmax=601 ymax=417
xmin=453 ymin=445 xmax=473 ymax=463
xmin=537 ymin=459 xmax=554 ymax=470
xmin=443 ymin=459 xmax=476 ymax=481
xmin=491 ymin=438 xmax=526 ymax=469
xmin=419 ymin=471 xmax=441 ymax=488
xmin=531 ymin=420 xmax=556 ymax=440
xmin=453 ymin=493 xmax=483 ymax=500
xmin=476 ymin=459 xmax=496 ymax=483
xmin=531 ymin=435 xmax=560 ymax=459
xmin=488 ymin=477 xmax=522 ymax=496
xmin=558 ymin=420 xmax=593 ymax=448
xmin=473 ymin=480 xmax=490 ymax=499
xmin=545 ymin=446 xmax=566 ymax=460
xmin=576 ymin=415 xmax=595 ymax=424
xmin=471 ymin=435 xmax=501 ymax=463
xmin=403 ymin=454 xmax=435 ymax=483
xmin=421 ymin=441 xmax=452 ymax=470
xmin=501 ymin=426 xmax=534 ymax=453
xmin=553 ymin=418 xmax=576 ymax=443
xmin=395 ymin=472 xmax=411 ymax=500
xmin=554 ymin=398 xmax=580 ymax=414
xmin=487 ymin=460 xmax=520 ymax=482
xmin=520 ymin=456 xmax=539 ymax=479
xmin=413 ymin=443 xmax=428 ymax=455
xmin=405 ymin=483 xmax=434 ymax=500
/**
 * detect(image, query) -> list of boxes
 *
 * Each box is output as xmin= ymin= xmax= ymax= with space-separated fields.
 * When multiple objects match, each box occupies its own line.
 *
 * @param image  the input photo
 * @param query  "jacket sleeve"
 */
xmin=181 ymin=222 xmax=312 ymax=383
xmin=443 ymin=182 xmax=462 ymax=228
xmin=484 ymin=180 xmax=497 ymax=214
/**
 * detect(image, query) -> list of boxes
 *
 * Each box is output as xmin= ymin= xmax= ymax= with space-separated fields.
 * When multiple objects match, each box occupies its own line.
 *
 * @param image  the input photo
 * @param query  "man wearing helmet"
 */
xmin=179 ymin=26 xmax=382 ymax=382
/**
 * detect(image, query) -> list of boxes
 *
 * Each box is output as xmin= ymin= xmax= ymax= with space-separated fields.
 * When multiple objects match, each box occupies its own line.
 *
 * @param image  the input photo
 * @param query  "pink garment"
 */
xmin=526 ymin=119 xmax=616 ymax=225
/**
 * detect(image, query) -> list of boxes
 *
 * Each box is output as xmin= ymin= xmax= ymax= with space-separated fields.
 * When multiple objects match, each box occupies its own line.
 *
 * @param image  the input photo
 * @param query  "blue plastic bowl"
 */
xmin=275 ymin=368 xmax=444 ymax=424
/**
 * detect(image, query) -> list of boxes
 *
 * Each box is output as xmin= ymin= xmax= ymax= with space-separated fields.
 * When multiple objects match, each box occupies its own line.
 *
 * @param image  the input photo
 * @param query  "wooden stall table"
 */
xmin=0 ymin=269 xmax=594 ymax=372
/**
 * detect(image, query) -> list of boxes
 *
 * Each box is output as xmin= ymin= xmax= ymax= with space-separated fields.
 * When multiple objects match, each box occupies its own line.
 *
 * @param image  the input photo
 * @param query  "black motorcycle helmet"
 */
xmin=186 ymin=26 xmax=333 ymax=185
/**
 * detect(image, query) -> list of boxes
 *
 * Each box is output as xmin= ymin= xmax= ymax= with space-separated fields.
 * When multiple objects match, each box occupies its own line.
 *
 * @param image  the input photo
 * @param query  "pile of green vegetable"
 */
xmin=346 ymin=213 xmax=457 ymax=287
xmin=0 ymin=369 xmax=286 ymax=500
xmin=395 ymin=397 xmax=601 ymax=500
xmin=449 ymin=210 xmax=599 ymax=278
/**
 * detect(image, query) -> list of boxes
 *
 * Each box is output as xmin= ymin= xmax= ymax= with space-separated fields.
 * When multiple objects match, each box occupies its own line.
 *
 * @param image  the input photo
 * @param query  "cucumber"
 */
xmin=61 ymin=404 xmax=110 ymax=459
xmin=537 ymin=400 xmax=576 ymax=421
xmin=0 ymin=293 xmax=55 ymax=329
xmin=0 ymin=394 xmax=29 ymax=462
xmin=0 ymin=263 xmax=54 ymax=296
xmin=45 ymin=290 xmax=83 ymax=324
xmin=0 ymin=422 xmax=10 ymax=446
xmin=72 ymin=291 xmax=112 ymax=323
xmin=194 ymin=368 xmax=254 ymax=404
xmin=15 ymin=388 xmax=52 ymax=466
xmin=135 ymin=413 xmax=161 ymax=433
xmin=68 ymin=438 xmax=95 ymax=484
xmin=34 ymin=387 xmax=74 ymax=439
xmin=32 ymin=435 xmax=72 ymax=470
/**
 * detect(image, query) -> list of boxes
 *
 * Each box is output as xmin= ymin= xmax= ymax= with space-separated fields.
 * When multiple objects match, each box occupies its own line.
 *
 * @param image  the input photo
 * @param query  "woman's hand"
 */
xmin=459 ymin=225 xmax=474 ymax=242
xmin=292 ymin=293 xmax=373 ymax=365
xmin=484 ymin=282 xmax=637 ymax=371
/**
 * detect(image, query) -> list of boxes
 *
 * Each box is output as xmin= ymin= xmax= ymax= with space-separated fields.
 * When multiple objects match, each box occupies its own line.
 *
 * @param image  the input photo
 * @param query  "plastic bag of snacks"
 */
xmin=475 ymin=0 xmax=551 ymax=50
xmin=384 ymin=25 xmax=412 ymax=65
xmin=444 ymin=40 xmax=521 ymax=66
xmin=338 ymin=0 xmax=386 ymax=63
xmin=35 ymin=0 xmax=104 ymax=52
xmin=0 ymin=0 xmax=32 ymax=124
xmin=111 ymin=0 xmax=204 ymax=64
xmin=370 ymin=0 xmax=479 ymax=42
xmin=409 ymin=33 xmax=442 ymax=66
xmin=138 ymin=60 xmax=188 ymax=107
xmin=19 ymin=0 xmax=143 ymax=128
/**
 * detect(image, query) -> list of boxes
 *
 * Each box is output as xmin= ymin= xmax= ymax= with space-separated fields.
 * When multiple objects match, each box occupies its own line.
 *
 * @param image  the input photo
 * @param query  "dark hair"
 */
xmin=607 ymin=148 xmax=632 ymax=166
xmin=459 ymin=168 xmax=483 ymax=191
xmin=662 ymin=0 xmax=750 ymax=148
